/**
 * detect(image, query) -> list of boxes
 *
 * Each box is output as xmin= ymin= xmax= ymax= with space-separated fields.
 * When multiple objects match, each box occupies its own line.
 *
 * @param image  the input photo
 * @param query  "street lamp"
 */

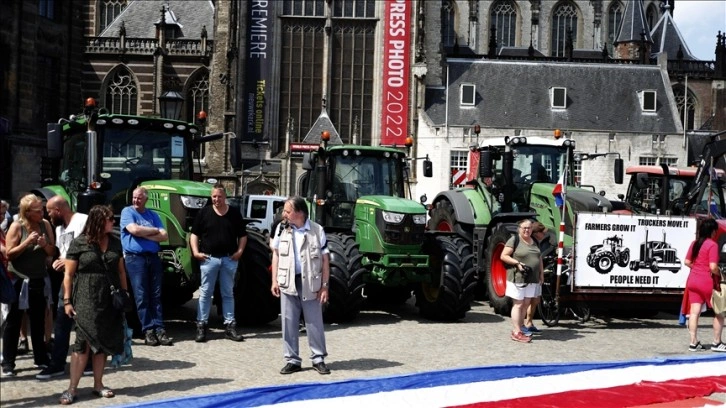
xmin=158 ymin=90 xmax=184 ymax=120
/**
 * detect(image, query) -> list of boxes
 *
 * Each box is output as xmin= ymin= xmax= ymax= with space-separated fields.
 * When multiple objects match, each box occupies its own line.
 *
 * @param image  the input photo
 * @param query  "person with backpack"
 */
xmin=499 ymin=219 xmax=543 ymax=343
xmin=521 ymin=221 xmax=552 ymax=335
xmin=270 ymin=196 xmax=331 ymax=375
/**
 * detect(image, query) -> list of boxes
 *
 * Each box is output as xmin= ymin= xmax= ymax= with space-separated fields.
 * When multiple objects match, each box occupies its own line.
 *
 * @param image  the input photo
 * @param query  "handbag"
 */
xmin=102 ymin=259 xmax=133 ymax=313
xmin=712 ymin=272 xmax=726 ymax=316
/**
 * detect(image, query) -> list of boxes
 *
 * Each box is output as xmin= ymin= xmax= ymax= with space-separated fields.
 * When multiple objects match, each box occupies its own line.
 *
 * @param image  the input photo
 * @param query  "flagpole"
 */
xmin=554 ymin=149 xmax=569 ymax=314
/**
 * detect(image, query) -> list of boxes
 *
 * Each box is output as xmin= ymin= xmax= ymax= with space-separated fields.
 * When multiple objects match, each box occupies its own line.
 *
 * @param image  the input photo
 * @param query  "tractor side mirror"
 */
xmin=479 ymin=151 xmax=492 ymax=178
xmin=47 ymin=123 xmax=62 ymax=159
xmin=422 ymin=158 xmax=433 ymax=177
xmin=614 ymin=158 xmax=624 ymax=184
xmin=302 ymin=152 xmax=314 ymax=170
xmin=229 ymin=139 xmax=242 ymax=171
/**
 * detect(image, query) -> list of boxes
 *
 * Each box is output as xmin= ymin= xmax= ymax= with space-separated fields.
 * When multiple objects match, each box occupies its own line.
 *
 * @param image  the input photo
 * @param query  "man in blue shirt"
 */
xmin=121 ymin=187 xmax=172 ymax=347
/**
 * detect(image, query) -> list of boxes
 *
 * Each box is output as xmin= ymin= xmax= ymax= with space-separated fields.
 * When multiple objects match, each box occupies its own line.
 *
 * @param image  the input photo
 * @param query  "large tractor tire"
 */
xmin=234 ymin=230 xmax=280 ymax=325
xmin=427 ymin=199 xmax=473 ymax=241
xmin=415 ymin=235 xmax=477 ymax=321
xmin=616 ymin=248 xmax=630 ymax=268
xmin=485 ymin=226 xmax=515 ymax=316
xmin=592 ymin=252 xmax=615 ymax=274
xmin=325 ymin=233 xmax=366 ymax=323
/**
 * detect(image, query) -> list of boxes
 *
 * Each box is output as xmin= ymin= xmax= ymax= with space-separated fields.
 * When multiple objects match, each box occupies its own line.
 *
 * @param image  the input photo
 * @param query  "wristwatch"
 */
xmin=322 ymin=281 xmax=329 ymax=288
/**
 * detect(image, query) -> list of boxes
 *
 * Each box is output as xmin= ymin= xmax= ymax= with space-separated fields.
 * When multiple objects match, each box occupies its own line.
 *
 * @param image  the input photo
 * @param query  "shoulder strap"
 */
xmin=512 ymin=233 xmax=520 ymax=253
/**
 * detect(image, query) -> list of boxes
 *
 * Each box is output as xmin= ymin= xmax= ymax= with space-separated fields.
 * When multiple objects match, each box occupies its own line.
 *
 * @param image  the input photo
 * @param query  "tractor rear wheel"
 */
xmin=234 ymin=230 xmax=280 ymax=325
xmin=415 ymin=235 xmax=476 ymax=321
xmin=485 ymin=226 xmax=515 ymax=316
xmin=325 ymin=233 xmax=366 ymax=323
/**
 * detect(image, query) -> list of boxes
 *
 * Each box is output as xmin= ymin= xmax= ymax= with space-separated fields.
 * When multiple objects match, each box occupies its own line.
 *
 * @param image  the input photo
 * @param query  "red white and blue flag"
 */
xmin=552 ymin=172 xmax=565 ymax=207
xmin=133 ymin=355 xmax=726 ymax=407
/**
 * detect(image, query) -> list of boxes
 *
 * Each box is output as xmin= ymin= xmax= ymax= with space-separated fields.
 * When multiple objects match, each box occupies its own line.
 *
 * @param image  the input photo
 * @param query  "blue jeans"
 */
xmin=197 ymin=256 xmax=238 ymax=324
xmin=49 ymin=288 xmax=73 ymax=368
xmin=125 ymin=253 xmax=164 ymax=332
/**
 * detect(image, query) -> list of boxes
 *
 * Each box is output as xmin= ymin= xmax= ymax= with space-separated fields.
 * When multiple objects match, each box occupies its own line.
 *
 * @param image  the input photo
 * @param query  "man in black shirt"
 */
xmin=190 ymin=184 xmax=246 ymax=342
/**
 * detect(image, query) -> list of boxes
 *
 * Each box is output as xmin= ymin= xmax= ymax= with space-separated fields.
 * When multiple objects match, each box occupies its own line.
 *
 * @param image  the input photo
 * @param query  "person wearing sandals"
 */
xmin=500 ymin=219 xmax=544 ymax=343
xmin=682 ymin=219 xmax=725 ymax=352
xmin=59 ymin=205 xmax=128 ymax=404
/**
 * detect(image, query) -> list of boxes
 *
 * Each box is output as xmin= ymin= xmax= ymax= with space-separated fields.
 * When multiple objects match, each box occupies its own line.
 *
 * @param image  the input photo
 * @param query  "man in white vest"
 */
xmin=271 ymin=196 xmax=331 ymax=375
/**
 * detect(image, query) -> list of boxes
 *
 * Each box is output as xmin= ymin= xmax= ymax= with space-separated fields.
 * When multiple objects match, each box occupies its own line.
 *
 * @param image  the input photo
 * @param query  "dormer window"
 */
xmin=639 ymin=90 xmax=657 ymax=112
xmin=460 ymin=84 xmax=475 ymax=106
xmin=551 ymin=87 xmax=567 ymax=109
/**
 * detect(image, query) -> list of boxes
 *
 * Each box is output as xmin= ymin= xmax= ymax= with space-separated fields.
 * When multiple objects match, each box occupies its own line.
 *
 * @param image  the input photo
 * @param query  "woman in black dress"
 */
xmin=59 ymin=205 xmax=128 ymax=404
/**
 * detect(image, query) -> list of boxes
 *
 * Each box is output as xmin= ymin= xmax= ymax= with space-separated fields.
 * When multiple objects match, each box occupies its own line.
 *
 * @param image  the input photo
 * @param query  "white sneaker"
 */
xmin=711 ymin=342 xmax=726 ymax=352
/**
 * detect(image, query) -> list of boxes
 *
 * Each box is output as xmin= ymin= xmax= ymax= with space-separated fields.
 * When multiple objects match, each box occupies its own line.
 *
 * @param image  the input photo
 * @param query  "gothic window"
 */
xmin=645 ymin=3 xmax=659 ymax=31
xmin=607 ymin=1 xmax=624 ymax=55
xmin=104 ymin=68 xmax=137 ymax=115
xmin=551 ymin=1 xmax=578 ymax=57
xmin=99 ymin=0 xmax=127 ymax=33
xmin=673 ymin=86 xmax=696 ymax=130
xmin=443 ymin=0 xmax=457 ymax=47
xmin=187 ymin=70 xmax=209 ymax=123
xmin=279 ymin=1 xmax=376 ymax=146
xmin=187 ymin=70 xmax=209 ymax=157
xmin=491 ymin=0 xmax=517 ymax=48
xmin=39 ymin=0 xmax=55 ymax=19
xmin=282 ymin=0 xmax=325 ymax=16
xmin=330 ymin=22 xmax=375 ymax=145
xmin=37 ymin=55 xmax=59 ymax=131
xmin=332 ymin=0 xmax=375 ymax=18
xmin=279 ymin=22 xmax=326 ymax=143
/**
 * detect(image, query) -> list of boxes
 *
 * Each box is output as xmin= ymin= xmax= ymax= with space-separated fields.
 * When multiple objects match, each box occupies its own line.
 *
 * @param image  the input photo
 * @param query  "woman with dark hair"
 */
xmin=683 ymin=218 xmax=724 ymax=352
xmin=59 ymin=205 xmax=128 ymax=404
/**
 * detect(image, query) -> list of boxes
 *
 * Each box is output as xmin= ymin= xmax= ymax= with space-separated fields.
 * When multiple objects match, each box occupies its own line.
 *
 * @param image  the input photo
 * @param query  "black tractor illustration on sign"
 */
xmin=586 ymin=235 xmax=630 ymax=274
xmin=628 ymin=230 xmax=681 ymax=273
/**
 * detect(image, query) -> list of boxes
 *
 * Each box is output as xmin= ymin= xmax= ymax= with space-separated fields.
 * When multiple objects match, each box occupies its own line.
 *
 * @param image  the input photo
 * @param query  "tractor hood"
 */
xmin=565 ymin=188 xmax=614 ymax=213
xmin=137 ymin=180 xmax=214 ymax=197
xmin=356 ymin=195 xmax=427 ymax=214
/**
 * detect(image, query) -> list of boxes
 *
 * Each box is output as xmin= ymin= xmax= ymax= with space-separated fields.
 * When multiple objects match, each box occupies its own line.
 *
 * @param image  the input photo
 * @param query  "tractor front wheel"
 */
xmin=234 ymin=230 xmax=280 ymax=325
xmin=415 ymin=235 xmax=476 ymax=321
xmin=324 ymin=233 xmax=366 ymax=323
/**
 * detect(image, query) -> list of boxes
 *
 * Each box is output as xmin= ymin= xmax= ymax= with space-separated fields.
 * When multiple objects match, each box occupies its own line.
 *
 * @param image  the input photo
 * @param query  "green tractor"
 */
xmin=299 ymin=140 xmax=477 ymax=322
xmin=38 ymin=99 xmax=278 ymax=326
xmin=427 ymin=135 xmax=623 ymax=315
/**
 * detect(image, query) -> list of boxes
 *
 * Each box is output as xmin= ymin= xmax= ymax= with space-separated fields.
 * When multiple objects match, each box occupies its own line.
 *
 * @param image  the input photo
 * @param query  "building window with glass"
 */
xmin=99 ymin=0 xmax=127 ymax=33
xmin=551 ymin=1 xmax=578 ymax=57
xmin=451 ymin=150 xmax=468 ymax=187
xmin=443 ymin=0 xmax=457 ymax=47
xmin=104 ymin=68 xmax=138 ymax=115
xmin=491 ymin=0 xmax=517 ymax=48
xmin=607 ymin=1 xmax=623 ymax=55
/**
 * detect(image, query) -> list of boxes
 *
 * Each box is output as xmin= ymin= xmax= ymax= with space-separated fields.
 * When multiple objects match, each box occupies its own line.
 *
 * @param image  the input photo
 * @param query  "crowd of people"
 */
xmin=1 ymin=188 xmax=724 ymax=403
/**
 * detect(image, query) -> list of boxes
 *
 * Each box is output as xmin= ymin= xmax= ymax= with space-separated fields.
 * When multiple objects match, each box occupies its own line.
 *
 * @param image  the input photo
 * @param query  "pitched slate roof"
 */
xmin=650 ymin=6 xmax=698 ymax=60
xmin=101 ymin=0 xmax=214 ymax=39
xmin=423 ymin=59 xmax=682 ymax=135
xmin=302 ymin=108 xmax=343 ymax=145
xmin=615 ymin=0 xmax=653 ymax=45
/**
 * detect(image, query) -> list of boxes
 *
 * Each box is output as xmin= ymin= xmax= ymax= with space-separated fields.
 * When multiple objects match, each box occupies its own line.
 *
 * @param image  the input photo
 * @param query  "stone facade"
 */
xmin=0 ymin=0 xmax=84 ymax=203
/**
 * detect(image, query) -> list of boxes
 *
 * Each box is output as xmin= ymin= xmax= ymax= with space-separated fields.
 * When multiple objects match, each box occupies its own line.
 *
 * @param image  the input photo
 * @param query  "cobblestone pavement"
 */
xmin=1 ymin=296 xmax=724 ymax=407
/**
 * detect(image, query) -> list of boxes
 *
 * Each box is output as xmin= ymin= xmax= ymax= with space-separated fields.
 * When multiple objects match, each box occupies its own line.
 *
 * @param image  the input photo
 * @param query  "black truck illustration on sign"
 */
xmin=628 ymin=230 xmax=681 ymax=273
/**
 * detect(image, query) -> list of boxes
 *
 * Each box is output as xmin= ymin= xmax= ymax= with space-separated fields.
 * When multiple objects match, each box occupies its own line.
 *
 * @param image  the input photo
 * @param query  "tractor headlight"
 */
xmin=412 ymin=214 xmax=427 ymax=225
xmin=381 ymin=211 xmax=405 ymax=224
xmin=180 ymin=195 xmax=208 ymax=209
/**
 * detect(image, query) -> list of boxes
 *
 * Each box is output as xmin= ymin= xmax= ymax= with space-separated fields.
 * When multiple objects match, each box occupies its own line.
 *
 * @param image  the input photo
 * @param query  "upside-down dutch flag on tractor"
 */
xmin=131 ymin=355 xmax=726 ymax=408
xmin=552 ymin=172 xmax=564 ymax=207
